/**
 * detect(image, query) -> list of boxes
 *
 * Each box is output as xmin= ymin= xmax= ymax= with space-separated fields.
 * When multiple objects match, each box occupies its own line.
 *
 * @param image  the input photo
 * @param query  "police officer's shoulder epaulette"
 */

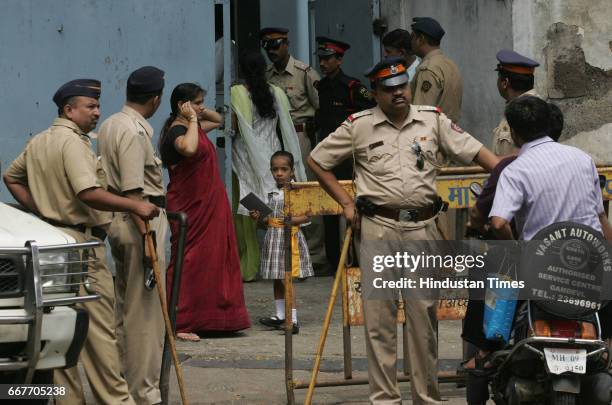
xmin=417 ymin=105 xmax=442 ymax=113
xmin=346 ymin=110 xmax=372 ymax=123
xmin=293 ymin=59 xmax=312 ymax=72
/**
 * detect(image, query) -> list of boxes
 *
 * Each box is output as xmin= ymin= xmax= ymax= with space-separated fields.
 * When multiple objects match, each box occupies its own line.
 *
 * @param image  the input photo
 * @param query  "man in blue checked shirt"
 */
xmin=490 ymin=96 xmax=612 ymax=241
xmin=461 ymin=96 xmax=612 ymax=405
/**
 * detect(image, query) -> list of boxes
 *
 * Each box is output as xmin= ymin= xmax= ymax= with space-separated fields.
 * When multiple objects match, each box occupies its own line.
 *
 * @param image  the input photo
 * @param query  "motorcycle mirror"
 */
xmin=469 ymin=182 xmax=482 ymax=198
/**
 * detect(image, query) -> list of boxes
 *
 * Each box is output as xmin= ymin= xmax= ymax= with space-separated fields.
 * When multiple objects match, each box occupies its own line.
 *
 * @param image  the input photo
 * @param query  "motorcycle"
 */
xmin=488 ymin=298 xmax=611 ymax=405
xmin=466 ymin=182 xmax=612 ymax=405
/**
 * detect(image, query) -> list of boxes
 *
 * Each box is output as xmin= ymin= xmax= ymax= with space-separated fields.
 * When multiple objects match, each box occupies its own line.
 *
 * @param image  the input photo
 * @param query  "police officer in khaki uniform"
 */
xmin=261 ymin=27 xmax=329 ymax=274
xmin=308 ymin=58 xmax=499 ymax=404
xmin=491 ymin=50 xmax=540 ymax=156
xmin=3 ymin=79 xmax=159 ymax=405
xmin=261 ymin=27 xmax=320 ymax=165
xmin=410 ymin=17 xmax=463 ymax=123
xmin=97 ymin=66 xmax=167 ymax=404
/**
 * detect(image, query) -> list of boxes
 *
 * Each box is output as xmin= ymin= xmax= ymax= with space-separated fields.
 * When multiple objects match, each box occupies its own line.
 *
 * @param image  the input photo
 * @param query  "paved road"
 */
xmin=161 ymin=277 xmax=485 ymax=404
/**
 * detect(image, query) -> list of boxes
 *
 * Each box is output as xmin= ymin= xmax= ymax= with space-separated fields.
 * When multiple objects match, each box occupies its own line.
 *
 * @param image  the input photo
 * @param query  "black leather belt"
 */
xmin=43 ymin=218 xmax=107 ymax=241
xmin=357 ymin=196 xmax=448 ymax=223
xmin=372 ymin=204 xmax=438 ymax=222
xmin=147 ymin=195 xmax=166 ymax=209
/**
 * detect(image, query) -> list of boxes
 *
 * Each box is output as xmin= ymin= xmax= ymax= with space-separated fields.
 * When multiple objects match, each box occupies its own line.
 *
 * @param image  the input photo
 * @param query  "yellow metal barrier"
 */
xmin=283 ymin=167 xmax=612 ymax=219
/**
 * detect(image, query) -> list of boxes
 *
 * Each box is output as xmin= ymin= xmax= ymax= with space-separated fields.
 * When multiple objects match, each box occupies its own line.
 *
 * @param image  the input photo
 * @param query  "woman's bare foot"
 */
xmin=176 ymin=332 xmax=200 ymax=342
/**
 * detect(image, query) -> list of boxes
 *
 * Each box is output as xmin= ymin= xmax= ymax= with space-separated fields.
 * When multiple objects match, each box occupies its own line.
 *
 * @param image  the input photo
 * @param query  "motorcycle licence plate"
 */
xmin=544 ymin=348 xmax=587 ymax=375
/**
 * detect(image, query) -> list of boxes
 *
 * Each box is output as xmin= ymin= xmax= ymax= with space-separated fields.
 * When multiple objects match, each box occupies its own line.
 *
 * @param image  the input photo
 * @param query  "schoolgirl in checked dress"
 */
xmin=249 ymin=151 xmax=313 ymax=334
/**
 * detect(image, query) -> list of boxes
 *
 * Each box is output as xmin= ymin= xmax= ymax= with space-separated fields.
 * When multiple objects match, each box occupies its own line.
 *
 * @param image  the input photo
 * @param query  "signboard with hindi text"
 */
xmin=436 ymin=174 xmax=488 ymax=209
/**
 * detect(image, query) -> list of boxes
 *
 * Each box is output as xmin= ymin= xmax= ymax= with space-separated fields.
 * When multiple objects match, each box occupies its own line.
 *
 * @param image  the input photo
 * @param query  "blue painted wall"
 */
xmin=0 ymin=0 xmax=215 ymax=200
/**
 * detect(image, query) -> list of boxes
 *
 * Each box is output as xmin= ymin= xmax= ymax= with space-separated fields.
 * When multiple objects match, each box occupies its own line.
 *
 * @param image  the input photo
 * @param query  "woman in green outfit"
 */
xmin=231 ymin=51 xmax=306 ymax=281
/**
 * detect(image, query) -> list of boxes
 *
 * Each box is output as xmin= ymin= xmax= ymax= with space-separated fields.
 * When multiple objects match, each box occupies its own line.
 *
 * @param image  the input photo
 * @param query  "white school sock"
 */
xmin=275 ymin=299 xmax=285 ymax=319
xmin=292 ymin=308 xmax=298 ymax=324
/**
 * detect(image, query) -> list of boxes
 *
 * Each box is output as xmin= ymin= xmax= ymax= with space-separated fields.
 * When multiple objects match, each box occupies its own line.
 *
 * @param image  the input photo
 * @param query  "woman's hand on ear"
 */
xmin=179 ymin=102 xmax=197 ymax=121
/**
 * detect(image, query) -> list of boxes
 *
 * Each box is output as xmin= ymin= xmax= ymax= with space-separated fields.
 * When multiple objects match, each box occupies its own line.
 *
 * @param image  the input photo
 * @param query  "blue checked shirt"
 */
xmin=490 ymin=136 xmax=603 ymax=240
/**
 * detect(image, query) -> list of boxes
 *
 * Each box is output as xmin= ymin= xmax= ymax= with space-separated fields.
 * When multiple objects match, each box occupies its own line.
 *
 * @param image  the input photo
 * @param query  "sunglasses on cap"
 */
xmin=261 ymin=38 xmax=286 ymax=50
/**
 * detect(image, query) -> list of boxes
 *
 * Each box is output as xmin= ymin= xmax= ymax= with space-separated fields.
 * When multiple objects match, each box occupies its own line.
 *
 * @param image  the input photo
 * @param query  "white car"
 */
xmin=0 ymin=202 xmax=99 ymax=385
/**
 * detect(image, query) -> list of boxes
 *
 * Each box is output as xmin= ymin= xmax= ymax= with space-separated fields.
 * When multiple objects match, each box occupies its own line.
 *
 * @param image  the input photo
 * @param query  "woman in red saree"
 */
xmin=160 ymin=83 xmax=250 ymax=341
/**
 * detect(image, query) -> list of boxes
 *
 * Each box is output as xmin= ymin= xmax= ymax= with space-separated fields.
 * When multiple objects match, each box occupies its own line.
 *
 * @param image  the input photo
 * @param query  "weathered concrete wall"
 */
xmin=380 ymin=0 xmax=514 ymax=145
xmin=0 ymin=0 xmax=215 ymax=201
xmin=512 ymin=0 xmax=612 ymax=163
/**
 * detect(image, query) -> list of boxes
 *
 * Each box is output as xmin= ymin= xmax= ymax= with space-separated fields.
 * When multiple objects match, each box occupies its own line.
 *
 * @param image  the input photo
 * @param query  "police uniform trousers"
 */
xmin=296 ymin=129 xmax=330 ymax=274
xmin=360 ymin=215 xmax=443 ymax=405
xmin=109 ymin=210 xmax=168 ymax=405
xmin=53 ymin=227 xmax=135 ymax=405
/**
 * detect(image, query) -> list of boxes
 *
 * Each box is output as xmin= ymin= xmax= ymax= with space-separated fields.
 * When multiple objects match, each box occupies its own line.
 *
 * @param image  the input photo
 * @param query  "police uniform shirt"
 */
xmin=492 ymin=88 xmax=538 ymax=156
xmin=410 ymin=49 xmax=463 ymax=123
xmin=97 ymin=105 xmax=164 ymax=197
xmin=316 ymin=69 xmax=375 ymax=139
xmin=5 ymin=118 xmax=110 ymax=227
xmin=310 ymin=105 xmax=482 ymax=208
xmin=266 ymin=55 xmax=320 ymax=123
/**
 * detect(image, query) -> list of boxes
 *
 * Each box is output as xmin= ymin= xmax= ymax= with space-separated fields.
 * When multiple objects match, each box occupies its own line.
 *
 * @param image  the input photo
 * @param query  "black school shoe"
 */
xmin=260 ymin=316 xmax=299 ymax=334
xmin=259 ymin=315 xmax=285 ymax=328
xmin=277 ymin=322 xmax=299 ymax=335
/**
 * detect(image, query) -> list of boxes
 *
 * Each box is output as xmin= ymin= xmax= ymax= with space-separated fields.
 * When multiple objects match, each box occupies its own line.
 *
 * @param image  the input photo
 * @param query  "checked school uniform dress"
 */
xmin=260 ymin=187 xmax=314 ymax=279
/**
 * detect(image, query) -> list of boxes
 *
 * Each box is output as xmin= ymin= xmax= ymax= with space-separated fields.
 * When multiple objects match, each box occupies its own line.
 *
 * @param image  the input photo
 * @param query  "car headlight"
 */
xmin=38 ymin=251 xmax=82 ymax=294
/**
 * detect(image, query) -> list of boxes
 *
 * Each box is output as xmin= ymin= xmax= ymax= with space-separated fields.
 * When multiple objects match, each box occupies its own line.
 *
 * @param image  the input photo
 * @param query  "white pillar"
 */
xmin=372 ymin=0 xmax=381 ymax=62
xmin=222 ymin=0 xmax=233 ymax=200
xmin=295 ymin=0 xmax=310 ymax=64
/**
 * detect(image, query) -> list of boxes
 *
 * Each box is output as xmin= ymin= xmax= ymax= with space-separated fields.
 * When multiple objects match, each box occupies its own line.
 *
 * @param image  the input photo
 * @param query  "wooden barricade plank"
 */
xmin=285 ymin=181 xmax=353 ymax=216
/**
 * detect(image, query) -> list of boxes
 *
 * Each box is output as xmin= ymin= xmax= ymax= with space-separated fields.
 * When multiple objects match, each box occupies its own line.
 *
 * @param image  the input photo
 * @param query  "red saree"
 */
xmin=166 ymin=128 xmax=250 ymax=333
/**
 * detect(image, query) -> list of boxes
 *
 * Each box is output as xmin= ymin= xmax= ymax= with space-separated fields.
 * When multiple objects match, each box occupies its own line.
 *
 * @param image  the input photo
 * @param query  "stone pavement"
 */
xmin=162 ymin=276 xmax=485 ymax=404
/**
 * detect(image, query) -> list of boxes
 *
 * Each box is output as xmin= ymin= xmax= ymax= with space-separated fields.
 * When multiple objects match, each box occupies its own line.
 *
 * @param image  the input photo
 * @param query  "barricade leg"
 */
xmin=284 ymin=219 xmax=295 ymax=405
xmin=341 ymin=266 xmax=353 ymax=379
xmin=304 ymin=228 xmax=353 ymax=405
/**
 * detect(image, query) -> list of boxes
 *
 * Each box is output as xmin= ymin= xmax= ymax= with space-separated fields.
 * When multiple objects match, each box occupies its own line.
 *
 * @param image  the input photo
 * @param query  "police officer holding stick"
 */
xmin=4 ymin=79 xmax=159 ymax=405
xmin=308 ymin=57 xmax=498 ymax=404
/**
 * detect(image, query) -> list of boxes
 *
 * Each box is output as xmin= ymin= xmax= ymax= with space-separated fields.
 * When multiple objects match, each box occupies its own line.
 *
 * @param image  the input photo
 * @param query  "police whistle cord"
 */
xmin=145 ymin=221 xmax=189 ymax=405
xmin=304 ymin=226 xmax=353 ymax=405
